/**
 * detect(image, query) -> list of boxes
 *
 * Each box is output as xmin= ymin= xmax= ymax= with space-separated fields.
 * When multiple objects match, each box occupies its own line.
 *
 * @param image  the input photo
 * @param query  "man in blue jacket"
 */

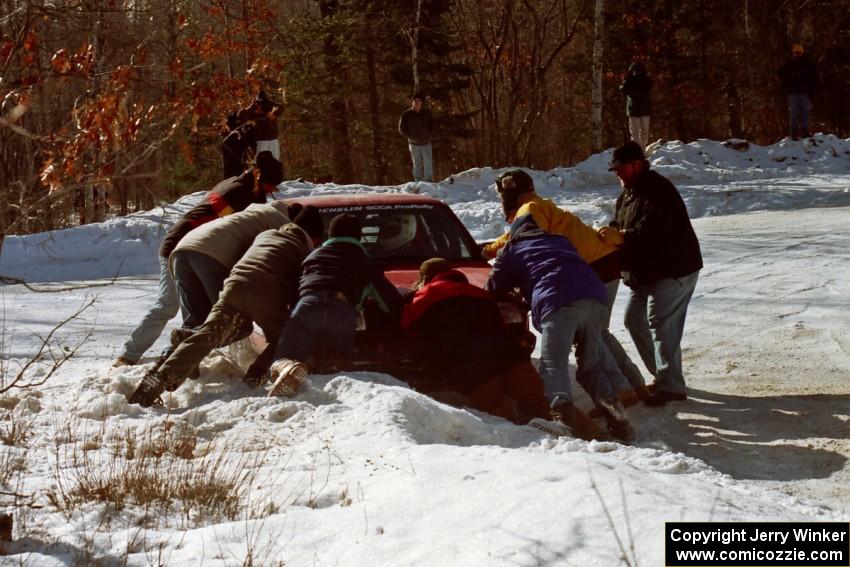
xmin=487 ymin=214 xmax=635 ymax=443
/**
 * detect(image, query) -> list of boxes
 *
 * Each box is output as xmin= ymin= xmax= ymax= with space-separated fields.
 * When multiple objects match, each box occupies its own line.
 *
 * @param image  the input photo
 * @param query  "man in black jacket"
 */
xmin=268 ymin=214 xmax=403 ymax=397
xmin=398 ymin=93 xmax=434 ymax=182
xmin=777 ymin=44 xmax=819 ymax=139
xmin=599 ymin=142 xmax=702 ymax=407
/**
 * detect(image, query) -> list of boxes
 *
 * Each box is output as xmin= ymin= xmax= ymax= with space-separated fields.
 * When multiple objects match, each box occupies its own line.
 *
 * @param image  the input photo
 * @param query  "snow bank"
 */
xmin=4 ymin=136 xmax=850 ymax=282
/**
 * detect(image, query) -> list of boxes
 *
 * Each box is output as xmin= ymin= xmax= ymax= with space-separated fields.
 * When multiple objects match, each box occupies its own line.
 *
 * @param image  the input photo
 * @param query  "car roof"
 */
xmin=277 ymin=193 xmax=446 ymax=208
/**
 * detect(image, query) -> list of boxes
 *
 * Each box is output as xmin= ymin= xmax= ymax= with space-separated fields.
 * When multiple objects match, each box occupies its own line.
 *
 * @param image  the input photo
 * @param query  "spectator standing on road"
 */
xmin=619 ymin=62 xmax=653 ymax=151
xmin=778 ymin=44 xmax=819 ymax=139
xmin=398 ymin=93 xmax=434 ymax=182
xmin=113 ymin=151 xmax=283 ymax=368
xmin=599 ymin=141 xmax=702 ymax=408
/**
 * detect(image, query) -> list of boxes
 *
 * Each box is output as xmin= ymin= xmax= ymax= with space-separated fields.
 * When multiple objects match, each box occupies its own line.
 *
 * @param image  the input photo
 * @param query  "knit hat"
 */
xmin=328 ymin=213 xmax=361 ymax=240
xmin=287 ymin=202 xmax=304 ymax=219
xmin=255 ymin=151 xmax=283 ymax=186
xmin=415 ymin=257 xmax=452 ymax=289
xmin=495 ymin=169 xmax=534 ymax=195
xmin=293 ymin=205 xmax=324 ymax=242
xmin=608 ymin=141 xmax=646 ymax=170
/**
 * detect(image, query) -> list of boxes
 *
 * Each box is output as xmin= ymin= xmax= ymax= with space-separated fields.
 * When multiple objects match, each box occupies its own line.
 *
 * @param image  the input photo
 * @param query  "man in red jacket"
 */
xmin=402 ymin=258 xmax=604 ymax=439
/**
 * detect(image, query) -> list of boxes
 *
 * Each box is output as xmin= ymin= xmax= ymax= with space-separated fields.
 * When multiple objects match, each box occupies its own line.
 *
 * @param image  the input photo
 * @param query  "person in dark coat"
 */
xmin=114 ymin=151 xmax=284 ymax=368
xmin=127 ymin=206 xmax=325 ymax=408
xmin=599 ymin=141 xmax=702 ymax=407
xmin=398 ymin=93 xmax=435 ymax=182
xmin=251 ymin=90 xmax=283 ymax=160
xmin=487 ymin=215 xmax=635 ymax=443
xmin=221 ymin=91 xmax=283 ymax=179
xmin=777 ymin=43 xmax=819 ymax=139
xmin=619 ymin=62 xmax=653 ymax=150
xmin=267 ymin=214 xmax=404 ymax=397
xmin=221 ymin=117 xmax=256 ymax=179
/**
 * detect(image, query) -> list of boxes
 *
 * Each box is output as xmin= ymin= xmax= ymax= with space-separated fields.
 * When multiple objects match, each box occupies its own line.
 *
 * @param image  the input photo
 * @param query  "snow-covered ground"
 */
xmin=1 ymin=135 xmax=849 ymax=565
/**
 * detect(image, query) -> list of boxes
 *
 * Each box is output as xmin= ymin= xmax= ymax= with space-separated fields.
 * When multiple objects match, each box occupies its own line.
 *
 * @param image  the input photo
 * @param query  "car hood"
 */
xmin=385 ymin=264 xmax=492 ymax=292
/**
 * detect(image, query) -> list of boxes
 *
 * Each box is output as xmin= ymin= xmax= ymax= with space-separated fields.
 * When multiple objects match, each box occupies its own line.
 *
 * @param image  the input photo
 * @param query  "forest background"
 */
xmin=1 ymin=0 xmax=849 ymax=237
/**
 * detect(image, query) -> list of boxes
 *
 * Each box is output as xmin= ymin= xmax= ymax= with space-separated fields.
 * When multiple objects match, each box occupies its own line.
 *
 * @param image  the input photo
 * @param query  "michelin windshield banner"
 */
xmin=665 ymin=522 xmax=849 ymax=566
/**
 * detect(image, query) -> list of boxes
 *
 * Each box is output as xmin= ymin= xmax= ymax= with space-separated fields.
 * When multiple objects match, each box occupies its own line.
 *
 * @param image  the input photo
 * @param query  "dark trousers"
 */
xmin=157 ymin=301 xmax=255 ymax=390
xmin=274 ymin=292 xmax=357 ymax=370
xmin=171 ymin=250 xmax=230 ymax=329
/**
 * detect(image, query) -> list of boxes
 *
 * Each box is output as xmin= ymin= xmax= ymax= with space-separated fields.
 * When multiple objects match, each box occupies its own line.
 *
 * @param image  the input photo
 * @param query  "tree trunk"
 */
xmin=365 ymin=40 xmax=388 ymax=185
xmin=319 ymin=0 xmax=354 ymax=184
xmin=412 ymin=0 xmax=423 ymax=93
xmin=591 ymin=0 xmax=605 ymax=152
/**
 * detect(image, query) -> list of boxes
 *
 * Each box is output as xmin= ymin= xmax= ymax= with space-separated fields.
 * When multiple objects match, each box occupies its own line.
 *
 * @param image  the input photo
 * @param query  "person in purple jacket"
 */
xmin=486 ymin=214 xmax=635 ymax=443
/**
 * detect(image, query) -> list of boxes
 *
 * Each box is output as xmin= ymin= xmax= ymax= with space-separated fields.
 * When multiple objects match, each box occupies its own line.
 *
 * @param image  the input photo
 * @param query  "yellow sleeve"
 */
xmin=483 ymin=231 xmax=510 ymax=258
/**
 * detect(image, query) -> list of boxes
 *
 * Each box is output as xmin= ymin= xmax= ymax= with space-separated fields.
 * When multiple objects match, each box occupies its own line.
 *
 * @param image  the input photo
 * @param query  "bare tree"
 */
xmin=591 ymin=0 xmax=605 ymax=152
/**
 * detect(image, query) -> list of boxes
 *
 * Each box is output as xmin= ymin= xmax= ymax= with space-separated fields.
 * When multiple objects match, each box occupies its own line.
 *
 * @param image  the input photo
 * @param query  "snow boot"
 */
xmin=552 ymin=401 xmax=610 ymax=441
xmin=528 ymin=418 xmax=573 ymax=438
xmin=267 ymin=359 xmax=309 ymax=398
xmin=595 ymin=398 xmax=635 ymax=444
xmin=127 ymin=371 xmax=165 ymax=408
xmin=112 ymin=356 xmax=136 ymax=368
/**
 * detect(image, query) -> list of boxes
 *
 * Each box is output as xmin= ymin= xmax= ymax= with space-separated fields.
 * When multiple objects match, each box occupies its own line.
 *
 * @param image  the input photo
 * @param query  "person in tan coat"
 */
xmin=169 ymin=200 xmax=291 ymax=330
xmin=128 ymin=206 xmax=325 ymax=408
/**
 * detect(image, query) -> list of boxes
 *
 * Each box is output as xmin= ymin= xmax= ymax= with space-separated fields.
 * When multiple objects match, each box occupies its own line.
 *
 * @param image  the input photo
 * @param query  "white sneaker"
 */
xmin=528 ymin=418 xmax=574 ymax=438
xmin=268 ymin=359 xmax=309 ymax=398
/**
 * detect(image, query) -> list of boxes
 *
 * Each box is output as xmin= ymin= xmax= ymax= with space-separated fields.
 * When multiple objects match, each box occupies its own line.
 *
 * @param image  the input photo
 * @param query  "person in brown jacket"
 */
xmin=127 ymin=206 xmax=325 ymax=407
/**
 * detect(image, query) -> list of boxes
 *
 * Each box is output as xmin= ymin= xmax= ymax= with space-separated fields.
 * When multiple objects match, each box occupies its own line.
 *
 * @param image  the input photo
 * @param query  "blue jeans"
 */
xmin=408 ymin=143 xmax=433 ymax=182
xmin=171 ymin=250 xmax=230 ymax=329
xmin=538 ymin=299 xmax=619 ymax=405
xmin=788 ymin=94 xmax=810 ymax=137
xmin=602 ymin=279 xmax=647 ymax=391
xmin=274 ymin=292 xmax=358 ymax=369
xmin=624 ymin=271 xmax=699 ymax=396
xmin=120 ymin=257 xmax=180 ymax=362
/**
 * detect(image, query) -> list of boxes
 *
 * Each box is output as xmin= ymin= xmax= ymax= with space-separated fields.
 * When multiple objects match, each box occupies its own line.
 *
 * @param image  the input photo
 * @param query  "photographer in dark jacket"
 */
xmin=599 ymin=142 xmax=702 ymax=407
xmin=268 ymin=214 xmax=403 ymax=396
xmin=619 ymin=62 xmax=653 ymax=150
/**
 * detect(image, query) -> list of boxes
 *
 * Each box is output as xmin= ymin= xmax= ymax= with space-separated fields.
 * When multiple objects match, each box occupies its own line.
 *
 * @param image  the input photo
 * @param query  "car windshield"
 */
xmin=315 ymin=203 xmax=476 ymax=262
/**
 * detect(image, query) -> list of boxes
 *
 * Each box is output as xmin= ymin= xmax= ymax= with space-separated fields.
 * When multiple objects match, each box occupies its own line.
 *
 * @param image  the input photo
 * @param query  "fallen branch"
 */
xmin=0 ymin=297 xmax=95 ymax=394
xmin=0 ymin=274 xmax=120 ymax=293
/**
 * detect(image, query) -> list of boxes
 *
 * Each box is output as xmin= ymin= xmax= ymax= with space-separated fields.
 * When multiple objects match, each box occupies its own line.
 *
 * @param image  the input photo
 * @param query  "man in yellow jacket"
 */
xmin=482 ymin=169 xmax=648 ymax=401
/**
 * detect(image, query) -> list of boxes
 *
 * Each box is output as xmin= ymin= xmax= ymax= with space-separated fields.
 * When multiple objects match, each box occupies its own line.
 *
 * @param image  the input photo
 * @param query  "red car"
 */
xmin=275 ymin=193 xmax=534 ymax=374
